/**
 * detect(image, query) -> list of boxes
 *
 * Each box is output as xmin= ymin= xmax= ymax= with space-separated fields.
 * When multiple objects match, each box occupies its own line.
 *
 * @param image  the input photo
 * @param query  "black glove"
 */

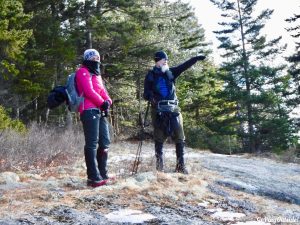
xmin=101 ymin=100 xmax=110 ymax=111
xmin=196 ymin=55 xmax=206 ymax=61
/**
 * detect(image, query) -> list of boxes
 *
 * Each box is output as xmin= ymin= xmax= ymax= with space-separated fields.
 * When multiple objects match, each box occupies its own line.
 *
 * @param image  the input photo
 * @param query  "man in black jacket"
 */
xmin=143 ymin=50 xmax=206 ymax=174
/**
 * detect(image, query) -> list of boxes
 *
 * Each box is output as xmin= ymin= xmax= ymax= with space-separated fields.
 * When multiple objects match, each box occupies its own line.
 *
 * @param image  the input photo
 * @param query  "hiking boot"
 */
xmin=87 ymin=179 xmax=108 ymax=188
xmin=175 ymin=164 xmax=189 ymax=174
xmin=155 ymin=141 xmax=164 ymax=172
xmin=156 ymin=157 xmax=164 ymax=172
xmin=175 ymin=142 xmax=188 ymax=174
xmin=97 ymin=148 xmax=108 ymax=179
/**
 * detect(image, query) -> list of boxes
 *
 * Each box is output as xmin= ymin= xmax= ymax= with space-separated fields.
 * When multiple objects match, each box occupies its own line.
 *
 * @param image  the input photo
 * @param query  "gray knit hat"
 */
xmin=83 ymin=49 xmax=100 ymax=62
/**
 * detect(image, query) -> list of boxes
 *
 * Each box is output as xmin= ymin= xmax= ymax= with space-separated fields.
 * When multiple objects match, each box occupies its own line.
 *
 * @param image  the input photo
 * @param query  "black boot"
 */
xmin=175 ymin=142 xmax=188 ymax=174
xmin=97 ymin=148 xmax=109 ymax=179
xmin=155 ymin=141 xmax=164 ymax=172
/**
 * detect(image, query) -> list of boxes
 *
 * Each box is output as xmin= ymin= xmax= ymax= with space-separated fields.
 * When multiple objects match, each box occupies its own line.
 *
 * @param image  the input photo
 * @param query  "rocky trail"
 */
xmin=0 ymin=141 xmax=299 ymax=225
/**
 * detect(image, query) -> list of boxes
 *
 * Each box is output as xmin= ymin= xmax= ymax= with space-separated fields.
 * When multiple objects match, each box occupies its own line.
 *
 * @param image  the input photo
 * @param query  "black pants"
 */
xmin=80 ymin=109 xmax=110 ymax=181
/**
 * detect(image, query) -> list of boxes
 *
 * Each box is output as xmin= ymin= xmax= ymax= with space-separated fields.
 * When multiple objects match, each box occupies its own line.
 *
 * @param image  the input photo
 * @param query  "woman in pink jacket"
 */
xmin=76 ymin=49 xmax=112 ymax=187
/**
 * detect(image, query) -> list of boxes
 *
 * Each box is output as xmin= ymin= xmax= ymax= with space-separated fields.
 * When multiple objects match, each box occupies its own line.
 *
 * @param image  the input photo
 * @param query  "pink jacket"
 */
xmin=75 ymin=66 xmax=112 ymax=114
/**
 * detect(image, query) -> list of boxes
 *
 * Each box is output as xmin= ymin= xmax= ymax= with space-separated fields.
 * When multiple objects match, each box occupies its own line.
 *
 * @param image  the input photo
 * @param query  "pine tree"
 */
xmin=285 ymin=7 xmax=300 ymax=149
xmin=0 ymin=0 xmax=32 ymax=71
xmin=17 ymin=0 xmax=78 ymax=123
xmin=210 ymin=0 xmax=296 ymax=152
xmin=0 ymin=0 xmax=32 ymax=119
xmin=4 ymin=0 xmax=220 ymax=146
xmin=285 ymin=7 xmax=300 ymax=107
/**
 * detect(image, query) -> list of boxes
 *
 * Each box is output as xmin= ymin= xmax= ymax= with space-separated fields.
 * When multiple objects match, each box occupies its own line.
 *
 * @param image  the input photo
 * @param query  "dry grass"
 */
xmin=280 ymin=147 xmax=300 ymax=163
xmin=0 ymin=122 xmax=84 ymax=172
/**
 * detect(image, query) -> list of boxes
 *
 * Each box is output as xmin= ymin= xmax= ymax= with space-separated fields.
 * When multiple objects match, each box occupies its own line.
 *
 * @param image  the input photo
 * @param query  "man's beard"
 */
xmin=161 ymin=64 xmax=169 ymax=73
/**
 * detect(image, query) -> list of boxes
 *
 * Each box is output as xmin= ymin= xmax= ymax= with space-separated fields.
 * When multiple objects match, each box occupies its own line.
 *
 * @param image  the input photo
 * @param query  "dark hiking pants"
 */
xmin=151 ymin=107 xmax=185 ymax=143
xmin=80 ymin=109 xmax=111 ymax=181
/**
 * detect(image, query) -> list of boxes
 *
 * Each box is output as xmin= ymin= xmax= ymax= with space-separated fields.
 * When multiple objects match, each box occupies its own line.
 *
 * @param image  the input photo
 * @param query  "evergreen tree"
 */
xmin=0 ymin=0 xmax=32 ymax=73
xmin=285 ymin=7 xmax=300 ymax=107
xmin=17 ymin=0 xmax=78 ymax=123
xmin=0 ymin=0 xmax=32 ymax=118
xmin=177 ymin=61 xmax=227 ymax=150
xmin=285 ymin=7 xmax=300 ymax=149
xmin=210 ymin=0 xmax=296 ymax=152
xmin=3 ymin=0 xmax=220 ymax=146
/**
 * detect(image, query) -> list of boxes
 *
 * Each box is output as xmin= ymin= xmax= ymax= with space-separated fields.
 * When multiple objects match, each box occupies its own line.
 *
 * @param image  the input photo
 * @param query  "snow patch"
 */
xmin=198 ymin=200 xmax=210 ymax=207
xmin=206 ymin=208 xmax=223 ymax=213
xmin=210 ymin=209 xmax=245 ymax=221
xmin=105 ymin=209 xmax=156 ymax=223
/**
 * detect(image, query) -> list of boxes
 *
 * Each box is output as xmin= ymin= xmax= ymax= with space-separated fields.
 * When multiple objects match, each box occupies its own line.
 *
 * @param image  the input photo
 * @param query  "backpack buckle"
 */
xmin=157 ymin=100 xmax=178 ymax=112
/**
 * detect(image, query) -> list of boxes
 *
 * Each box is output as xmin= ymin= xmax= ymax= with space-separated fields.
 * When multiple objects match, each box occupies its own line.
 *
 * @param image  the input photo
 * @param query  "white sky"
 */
xmin=182 ymin=0 xmax=300 ymax=64
xmin=183 ymin=0 xmax=300 ymax=119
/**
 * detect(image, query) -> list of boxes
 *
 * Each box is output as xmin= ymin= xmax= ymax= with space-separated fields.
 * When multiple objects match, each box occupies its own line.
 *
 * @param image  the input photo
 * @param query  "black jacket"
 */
xmin=143 ymin=56 xmax=199 ymax=102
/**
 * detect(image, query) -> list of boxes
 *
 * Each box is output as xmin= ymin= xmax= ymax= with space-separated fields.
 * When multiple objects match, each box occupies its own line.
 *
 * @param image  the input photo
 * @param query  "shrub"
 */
xmin=0 ymin=122 xmax=84 ymax=171
xmin=184 ymin=126 xmax=209 ymax=149
xmin=0 ymin=105 xmax=26 ymax=133
xmin=185 ymin=126 xmax=241 ymax=154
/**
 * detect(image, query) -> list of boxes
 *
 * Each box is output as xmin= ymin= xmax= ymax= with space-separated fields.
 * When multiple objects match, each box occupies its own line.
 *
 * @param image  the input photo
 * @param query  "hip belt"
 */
xmin=158 ymin=100 xmax=178 ymax=106
xmin=157 ymin=100 xmax=178 ymax=112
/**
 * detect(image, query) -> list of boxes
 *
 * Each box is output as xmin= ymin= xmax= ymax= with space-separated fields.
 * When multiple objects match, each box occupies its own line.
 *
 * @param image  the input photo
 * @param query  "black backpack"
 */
xmin=47 ymin=85 xmax=68 ymax=109
xmin=47 ymin=72 xmax=91 ymax=111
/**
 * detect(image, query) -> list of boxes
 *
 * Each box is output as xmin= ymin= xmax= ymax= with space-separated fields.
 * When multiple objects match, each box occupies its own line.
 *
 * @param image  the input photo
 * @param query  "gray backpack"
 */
xmin=65 ymin=73 xmax=84 ymax=112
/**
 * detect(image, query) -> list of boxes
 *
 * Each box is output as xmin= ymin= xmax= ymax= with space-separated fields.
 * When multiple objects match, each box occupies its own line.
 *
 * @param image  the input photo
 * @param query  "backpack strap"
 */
xmin=150 ymin=69 xmax=174 ymax=82
xmin=147 ymin=69 xmax=154 ymax=82
xmin=165 ymin=70 xmax=174 ymax=82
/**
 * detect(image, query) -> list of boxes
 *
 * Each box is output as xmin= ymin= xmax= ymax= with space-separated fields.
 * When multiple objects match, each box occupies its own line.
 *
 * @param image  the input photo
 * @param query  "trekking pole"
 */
xmin=132 ymin=101 xmax=150 ymax=175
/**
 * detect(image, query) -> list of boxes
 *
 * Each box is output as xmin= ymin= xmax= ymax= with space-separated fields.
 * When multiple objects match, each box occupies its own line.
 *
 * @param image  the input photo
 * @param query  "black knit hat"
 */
xmin=154 ymin=51 xmax=168 ymax=62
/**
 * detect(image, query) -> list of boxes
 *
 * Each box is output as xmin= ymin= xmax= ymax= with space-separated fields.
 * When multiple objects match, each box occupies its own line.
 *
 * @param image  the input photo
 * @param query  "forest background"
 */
xmin=0 ymin=0 xmax=299 ymax=171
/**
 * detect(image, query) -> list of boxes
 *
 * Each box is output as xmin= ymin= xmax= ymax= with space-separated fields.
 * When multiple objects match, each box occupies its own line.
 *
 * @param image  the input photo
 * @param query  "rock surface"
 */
xmin=0 ymin=141 xmax=299 ymax=224
xmin=198 ymin=153 xmax=300 ymax=204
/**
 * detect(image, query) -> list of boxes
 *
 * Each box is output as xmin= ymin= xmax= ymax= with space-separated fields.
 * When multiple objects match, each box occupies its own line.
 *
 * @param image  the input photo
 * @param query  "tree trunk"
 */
xmin=86 ymin=30 xmax=92 ymax=49
xmin=237 ymin=0 xmax=255 ymax=152
xmin=84 ymin=1 xmax=93 ymax=49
